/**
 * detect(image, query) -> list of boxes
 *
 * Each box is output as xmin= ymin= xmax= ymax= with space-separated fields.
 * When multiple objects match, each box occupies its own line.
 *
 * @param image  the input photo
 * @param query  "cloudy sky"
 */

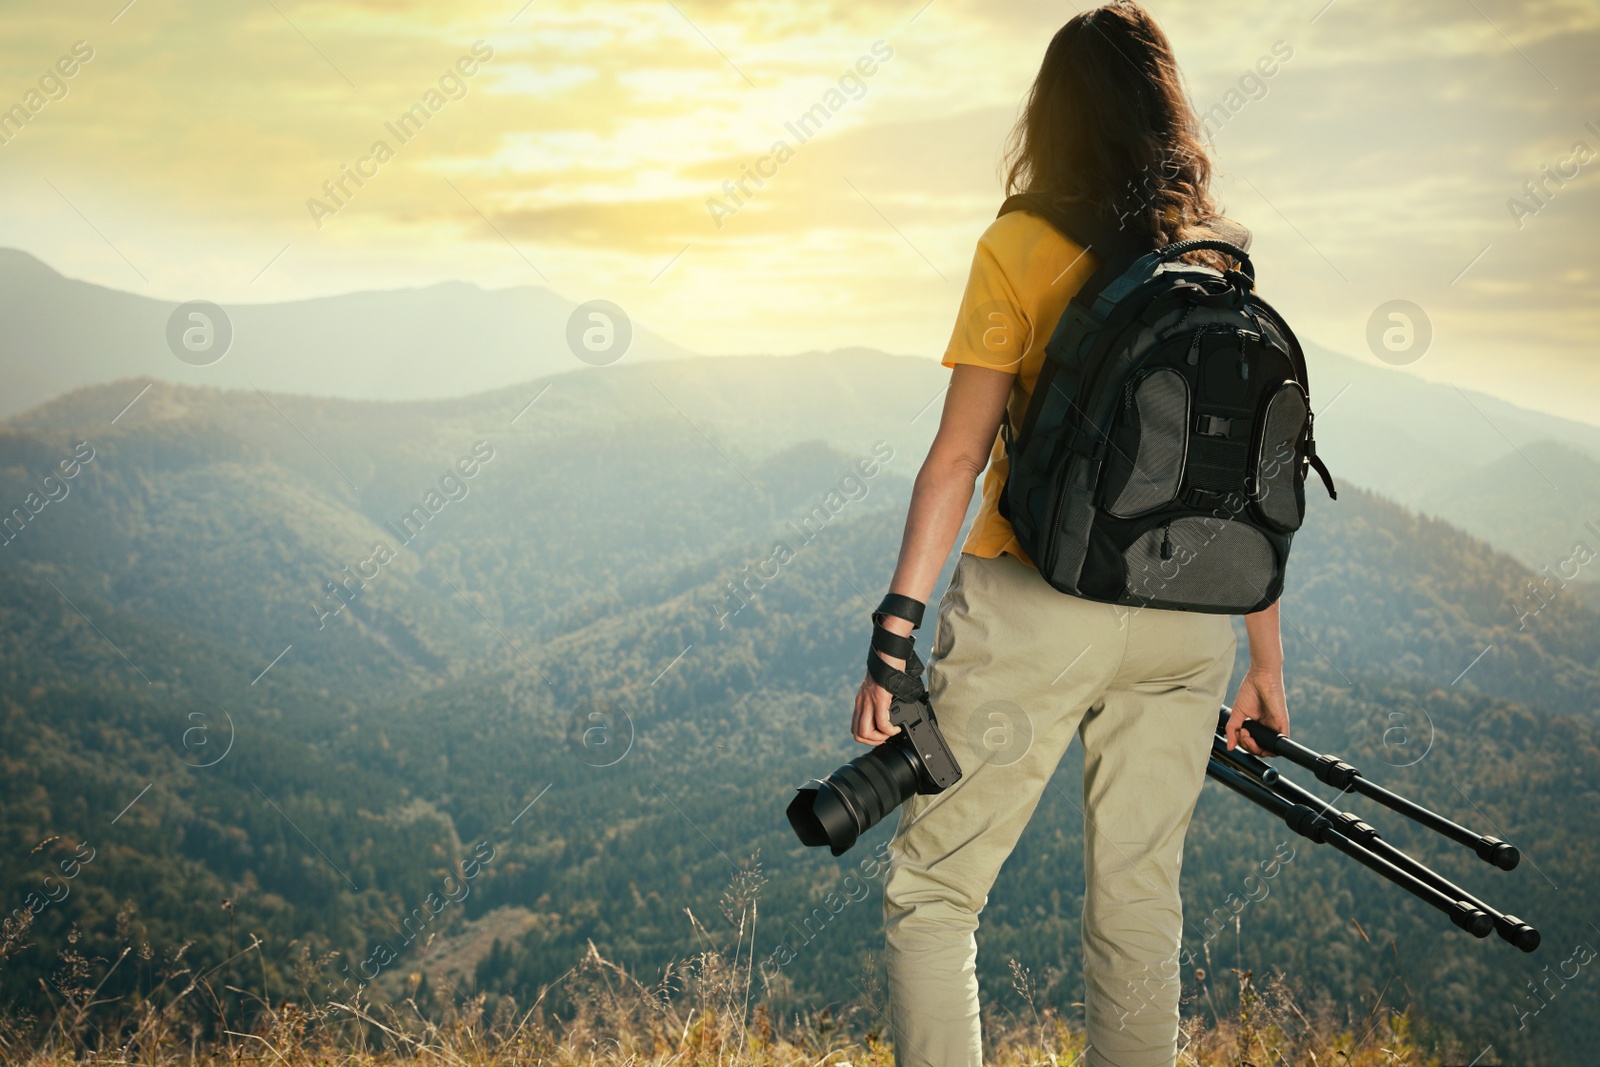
xmin=2 ymin=0 xmax=1597 ymax=422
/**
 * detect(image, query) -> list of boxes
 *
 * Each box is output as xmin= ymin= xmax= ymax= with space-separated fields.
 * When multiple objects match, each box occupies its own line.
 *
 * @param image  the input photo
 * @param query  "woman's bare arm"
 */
xmin=1224 ymin=600 xmax=1290 ymax=755
xmin=851 ymin=363 xmax=1014 ymax=744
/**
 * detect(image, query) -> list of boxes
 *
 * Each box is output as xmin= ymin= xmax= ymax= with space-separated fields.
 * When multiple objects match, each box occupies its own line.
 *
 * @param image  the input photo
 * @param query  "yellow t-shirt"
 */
xmin=941 ymin=208 xmax=1099 ymax=567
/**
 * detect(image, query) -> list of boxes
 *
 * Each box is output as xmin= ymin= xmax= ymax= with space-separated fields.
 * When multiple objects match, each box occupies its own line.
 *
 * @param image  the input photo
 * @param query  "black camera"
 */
xmin=786 ymin=595 xmax=963 ymax=856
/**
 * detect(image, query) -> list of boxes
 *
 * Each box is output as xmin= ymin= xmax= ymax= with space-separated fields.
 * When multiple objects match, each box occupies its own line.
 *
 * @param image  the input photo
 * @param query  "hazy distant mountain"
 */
xmin=1297 ymin=340 xmax=1600 ymax=501
xmin=1409 ymin=440 xmax=1600 ymax=570
xmin=6 ymin=243 xmax=1599 ymax=571
xmin=0 ymin=248 xmax=698 ymax=418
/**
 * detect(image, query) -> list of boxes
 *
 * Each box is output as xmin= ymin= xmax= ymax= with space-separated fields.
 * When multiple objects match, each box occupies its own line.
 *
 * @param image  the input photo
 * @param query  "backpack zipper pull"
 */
xmin=1159 ymin=524 xmax=1174 ymax=561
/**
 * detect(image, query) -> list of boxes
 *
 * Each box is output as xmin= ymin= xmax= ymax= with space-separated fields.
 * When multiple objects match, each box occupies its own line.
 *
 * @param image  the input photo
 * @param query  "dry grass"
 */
xmin=0 ymin=860 xmax=1445 ymax=1067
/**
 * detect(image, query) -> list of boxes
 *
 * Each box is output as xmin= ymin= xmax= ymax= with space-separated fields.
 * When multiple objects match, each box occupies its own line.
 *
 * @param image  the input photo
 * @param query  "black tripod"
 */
xmin=1207 ymin=707 xmax=1539 ymax=952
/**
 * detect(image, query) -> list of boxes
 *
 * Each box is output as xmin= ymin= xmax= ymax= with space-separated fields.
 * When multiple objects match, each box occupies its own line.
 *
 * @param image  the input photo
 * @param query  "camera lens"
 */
xmin=786 ymin=738 xmax=923 ymax=855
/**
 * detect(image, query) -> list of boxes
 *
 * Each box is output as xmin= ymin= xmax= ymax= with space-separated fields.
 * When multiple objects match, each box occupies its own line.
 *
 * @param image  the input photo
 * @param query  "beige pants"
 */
xmin=883 ymin=551 xmax=1237 ymax=1067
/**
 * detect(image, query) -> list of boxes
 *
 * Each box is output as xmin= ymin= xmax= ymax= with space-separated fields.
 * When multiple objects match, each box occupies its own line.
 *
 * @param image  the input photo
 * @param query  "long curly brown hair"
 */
xmin=1002 ymin=1 xmax=1223 ymax=252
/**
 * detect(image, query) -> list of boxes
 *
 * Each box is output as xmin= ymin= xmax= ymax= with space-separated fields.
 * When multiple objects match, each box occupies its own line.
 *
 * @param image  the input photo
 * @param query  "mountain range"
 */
xmin=2 ymin=251 xmax=1599 ymax=1065
xmin=6 ymin=243 xmax=1598 ymax=574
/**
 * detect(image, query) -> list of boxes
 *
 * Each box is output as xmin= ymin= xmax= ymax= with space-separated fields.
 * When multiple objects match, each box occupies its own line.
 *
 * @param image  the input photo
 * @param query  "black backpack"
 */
xmin=996 ymin=193 xmax=1336 ymax=615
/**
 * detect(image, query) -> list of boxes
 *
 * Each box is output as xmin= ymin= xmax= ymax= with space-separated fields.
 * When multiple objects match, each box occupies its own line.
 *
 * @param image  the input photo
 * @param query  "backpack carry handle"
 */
xmin=1156 ymin=238 xmax=1254 ymax=280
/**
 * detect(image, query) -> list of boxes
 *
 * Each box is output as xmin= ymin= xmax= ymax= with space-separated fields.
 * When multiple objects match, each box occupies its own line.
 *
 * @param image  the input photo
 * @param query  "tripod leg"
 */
xmin=1220 ymin=707 xmax=1522 ymax=870
xmin=1210 ymin=736 xmax=1540 ymax=953
xmin=1205 ymin=759 xmax=1493 ymax=938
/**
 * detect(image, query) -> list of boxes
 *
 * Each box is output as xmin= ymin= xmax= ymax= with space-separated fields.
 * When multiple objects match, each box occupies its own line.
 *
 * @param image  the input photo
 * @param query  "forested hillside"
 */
xmin=2 ymin=361 xmax=1598 ymax=1066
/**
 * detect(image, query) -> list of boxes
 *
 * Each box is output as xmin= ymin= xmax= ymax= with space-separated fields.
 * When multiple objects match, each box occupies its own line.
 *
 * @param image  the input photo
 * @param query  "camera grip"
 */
xmin=891 ymin=694 xmax=963 ymax=793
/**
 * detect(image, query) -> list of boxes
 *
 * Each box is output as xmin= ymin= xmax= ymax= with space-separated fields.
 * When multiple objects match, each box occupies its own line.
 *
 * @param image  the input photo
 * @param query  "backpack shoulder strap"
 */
xmin=991 ymin=195 xmax=1157 ymax=530
xmin=997 ymin=193 xmax=1151 ymax=306
xmin=998 ymin=195 xmax=1255 ymax=298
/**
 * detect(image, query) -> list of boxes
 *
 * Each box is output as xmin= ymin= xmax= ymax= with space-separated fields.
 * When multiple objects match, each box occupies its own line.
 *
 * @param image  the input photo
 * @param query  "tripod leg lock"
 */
xmin=1313 ymin=754 xmax=1359 ymax=790
xmin=1336 ymin=813 xmax=1379 ymax=847
xmin=1286 ymin=803 xmax=1332 ymax=843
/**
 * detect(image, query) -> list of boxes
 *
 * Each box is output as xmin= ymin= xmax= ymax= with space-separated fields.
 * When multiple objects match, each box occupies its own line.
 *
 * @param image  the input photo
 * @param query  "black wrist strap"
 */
xmin=867 ymin=634 xmax=927 ymax=702
xmin=867 ymin=592 xmax=930 ymax=703
xmin=870 ymin=625 xmax=916 ymax=661
xmin=873 ymin=593 xmax=926 ymax=630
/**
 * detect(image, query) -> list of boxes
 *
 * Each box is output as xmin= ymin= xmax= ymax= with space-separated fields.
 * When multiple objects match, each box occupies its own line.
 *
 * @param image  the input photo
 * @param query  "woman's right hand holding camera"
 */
xmin=854 ymin=616 xmax=912 ymax=745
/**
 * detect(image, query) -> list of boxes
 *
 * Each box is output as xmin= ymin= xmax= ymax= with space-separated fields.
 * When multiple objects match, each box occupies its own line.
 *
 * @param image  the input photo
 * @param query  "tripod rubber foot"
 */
xmin=1497 ymin=915 xmax=1541 ymax=953
xmin=1477 ymin=837 xmax=1520 ymax=871
xmin=1450 ymin=903 xmax=1494 ymax=938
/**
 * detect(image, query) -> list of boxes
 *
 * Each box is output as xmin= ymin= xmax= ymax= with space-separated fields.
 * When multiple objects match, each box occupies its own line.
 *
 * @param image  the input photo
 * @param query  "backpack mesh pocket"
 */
xmin=1106 ymin=368 xmax=1190 ymax=518
xmin=1254 ymin=383 xmax=1308 ymax=531
xmin=1122 ymin=517 xmax=1275 ymax=612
